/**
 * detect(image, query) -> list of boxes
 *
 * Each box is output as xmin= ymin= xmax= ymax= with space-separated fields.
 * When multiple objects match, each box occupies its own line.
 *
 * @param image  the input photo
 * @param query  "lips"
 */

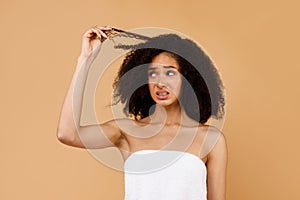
xmin=155 ymin=90 xmax=170 ymax=100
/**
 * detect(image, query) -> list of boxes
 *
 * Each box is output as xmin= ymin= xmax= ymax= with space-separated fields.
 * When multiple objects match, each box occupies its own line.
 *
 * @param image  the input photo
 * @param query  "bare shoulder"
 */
xmin=198 ymin=125 xmax=227 ymax=158
xmin=199 ymin=125 xmax=225 ymax=140
xmin=108 ymin=118 xmax=134 ymax=151
xmin=205 ymin=126 xmax=227 ymax=160
xmin=197 ymin=124 xmax=221 ymax=133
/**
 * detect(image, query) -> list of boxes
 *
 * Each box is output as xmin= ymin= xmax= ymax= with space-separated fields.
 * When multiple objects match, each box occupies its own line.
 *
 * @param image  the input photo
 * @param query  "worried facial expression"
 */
xmin=148 ymin=52 xmax=182 ymax=107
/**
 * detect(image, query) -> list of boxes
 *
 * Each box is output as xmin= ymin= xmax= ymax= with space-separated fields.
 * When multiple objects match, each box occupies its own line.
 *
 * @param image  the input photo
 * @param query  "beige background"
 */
xmin=1 ymin=0 xmax=300 ymax=199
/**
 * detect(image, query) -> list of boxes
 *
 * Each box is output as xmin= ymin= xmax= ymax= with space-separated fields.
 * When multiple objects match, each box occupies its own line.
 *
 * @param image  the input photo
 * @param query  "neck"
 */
xmin=150 ymin=104 xmax=193 ymax=126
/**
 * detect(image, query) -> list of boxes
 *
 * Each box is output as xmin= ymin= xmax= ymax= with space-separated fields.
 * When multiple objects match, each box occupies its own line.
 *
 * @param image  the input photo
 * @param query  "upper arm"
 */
xmin=206 ymin=132 xmax=228 ymax=200
xmin=57 ymin=119 xmax=122 ymax=149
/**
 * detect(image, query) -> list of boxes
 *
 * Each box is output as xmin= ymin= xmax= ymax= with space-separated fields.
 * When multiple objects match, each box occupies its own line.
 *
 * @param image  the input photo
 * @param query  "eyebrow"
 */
xmin=148 ymin=65 xmax=177 ymax=70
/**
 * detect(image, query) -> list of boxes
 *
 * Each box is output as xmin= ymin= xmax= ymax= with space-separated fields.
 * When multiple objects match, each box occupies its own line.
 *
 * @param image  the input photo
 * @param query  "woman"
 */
xmin=57 ymin=25 xmax=227 ymax=200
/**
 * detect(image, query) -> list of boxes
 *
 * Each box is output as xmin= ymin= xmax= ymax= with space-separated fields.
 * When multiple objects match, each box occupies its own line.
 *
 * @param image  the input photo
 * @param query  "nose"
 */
xmin=148 ymin=71 xmax=167 ymax=87
xmin=153 ymin=74 xmax=165 ymax=88
xmin=157 ymin=81 xmax=166 ymax=88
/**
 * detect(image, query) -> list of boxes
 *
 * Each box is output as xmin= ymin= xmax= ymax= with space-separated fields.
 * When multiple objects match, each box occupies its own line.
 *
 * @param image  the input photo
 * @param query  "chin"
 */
xmin=154 ymin=99 xmax=179 ymax=107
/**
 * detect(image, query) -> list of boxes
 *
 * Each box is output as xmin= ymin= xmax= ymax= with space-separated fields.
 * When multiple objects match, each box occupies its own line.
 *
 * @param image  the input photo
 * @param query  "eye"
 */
xmin=166 ymin=70 xmax=176 ymax=76
xmin=148 ymin=71 xmax=157 ymax=77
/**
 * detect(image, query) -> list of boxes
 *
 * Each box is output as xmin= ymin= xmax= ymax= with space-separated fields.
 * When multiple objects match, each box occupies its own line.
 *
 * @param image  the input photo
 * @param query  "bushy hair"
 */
xmin=113 ymin=33 xmax=225 ymax=124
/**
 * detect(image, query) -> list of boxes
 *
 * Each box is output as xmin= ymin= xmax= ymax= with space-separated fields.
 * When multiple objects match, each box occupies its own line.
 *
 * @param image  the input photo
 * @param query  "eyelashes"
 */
xmin=148 ymin=70 xmax=177 ymax=78
xmin=166 ymin=71 xmax=176 ymax=76
xmin=148 ymin=71 xmax=156 ymax=77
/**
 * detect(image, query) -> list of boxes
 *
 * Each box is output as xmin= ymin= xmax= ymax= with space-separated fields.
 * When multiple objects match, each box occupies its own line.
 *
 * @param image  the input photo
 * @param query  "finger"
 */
xmin=83 ymin=28 xmax=99 ymax=39
xmin=83 ymin=26 xmax=113 ymax=41
xmin=93 ymin=26 xmax=109 ymax=39
xmin=90 ymin=28 xmax=103 ymax=39
xmin=93 ymin=26 xmax=113 ymax=34
xmin=95 ymin=26 xmax=113 ymax=34
xmin=82 ymin=29 xmax=94 ymax=38
xmin=94 ymin=25 xmax=113 ymax=31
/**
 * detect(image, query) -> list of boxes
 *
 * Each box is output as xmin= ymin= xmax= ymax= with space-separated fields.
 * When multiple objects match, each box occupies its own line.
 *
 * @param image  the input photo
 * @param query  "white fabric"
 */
xmin=124 ymin=150 xmax=207 ymax=200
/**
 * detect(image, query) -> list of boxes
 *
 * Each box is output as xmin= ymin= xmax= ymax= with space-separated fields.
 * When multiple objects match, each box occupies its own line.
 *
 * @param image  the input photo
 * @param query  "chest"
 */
xmin=122 ymin=126 xmax=205 ymax=157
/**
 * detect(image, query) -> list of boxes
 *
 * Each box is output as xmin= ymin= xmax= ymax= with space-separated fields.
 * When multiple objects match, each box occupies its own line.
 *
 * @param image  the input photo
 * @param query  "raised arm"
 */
xmin=56 ymin=26 xmax=121 ymax=149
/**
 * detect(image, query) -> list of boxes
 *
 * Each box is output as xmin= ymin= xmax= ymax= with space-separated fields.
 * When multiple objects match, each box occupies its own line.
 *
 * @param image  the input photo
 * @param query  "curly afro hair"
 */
xmin=113 ymin=33 xmax=225 ymax=124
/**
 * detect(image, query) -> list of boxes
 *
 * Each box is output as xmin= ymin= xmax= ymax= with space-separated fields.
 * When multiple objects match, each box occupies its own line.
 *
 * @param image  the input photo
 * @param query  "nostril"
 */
xmin=157 ymin=82 xmax=165 ymax=88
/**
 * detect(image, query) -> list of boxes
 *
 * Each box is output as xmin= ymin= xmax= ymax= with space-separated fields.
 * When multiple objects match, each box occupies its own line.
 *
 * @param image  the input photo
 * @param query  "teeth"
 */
xmin=158 ymin=92 xmax=167 ymax=96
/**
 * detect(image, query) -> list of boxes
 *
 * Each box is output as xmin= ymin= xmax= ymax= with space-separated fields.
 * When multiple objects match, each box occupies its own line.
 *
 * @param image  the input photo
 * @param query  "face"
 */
xmin=148 ymin=52 xmax=182 ymax=107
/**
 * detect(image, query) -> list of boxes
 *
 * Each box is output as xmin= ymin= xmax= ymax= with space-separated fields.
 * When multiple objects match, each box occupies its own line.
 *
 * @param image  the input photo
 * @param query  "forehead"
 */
xmin=150 ymin=52 xmax=180 ymax=70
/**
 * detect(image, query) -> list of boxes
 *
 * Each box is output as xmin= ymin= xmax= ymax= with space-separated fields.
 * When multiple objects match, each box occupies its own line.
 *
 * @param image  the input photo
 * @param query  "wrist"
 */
xmin=76 ymin=55 xmax=90 ymax=71
xmin=78 ymin=53 xmax=90 ymax=61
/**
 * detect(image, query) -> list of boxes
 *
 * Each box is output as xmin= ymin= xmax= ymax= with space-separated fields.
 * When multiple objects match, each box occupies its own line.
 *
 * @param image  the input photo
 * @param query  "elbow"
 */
xmin=56 ymin=127 xmax=77 ymax=146
xmin=56 ymin=131 xmax=67 ymax=144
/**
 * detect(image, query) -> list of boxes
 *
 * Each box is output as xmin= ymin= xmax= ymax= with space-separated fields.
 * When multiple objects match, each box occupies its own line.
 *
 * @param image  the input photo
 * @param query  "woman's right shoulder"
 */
xmin=103 ymin=118 xmax=141 ymax=136
xmin=104 ymin=118 xmax=133 ymax=152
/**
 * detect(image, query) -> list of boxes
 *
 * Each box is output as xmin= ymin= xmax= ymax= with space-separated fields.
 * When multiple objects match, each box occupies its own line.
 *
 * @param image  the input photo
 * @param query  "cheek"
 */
xmin=148 ymin=83 xmax=155 ymax=93
xmin=170 ymin=78 xmax=182 ymax=93
xmin=175 ymin=84 xmax=182 ymax=96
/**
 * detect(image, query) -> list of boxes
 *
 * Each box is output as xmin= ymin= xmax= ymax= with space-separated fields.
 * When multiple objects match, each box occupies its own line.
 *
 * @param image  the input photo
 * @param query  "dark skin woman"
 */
xmin=57 ymin=25 xmax=227 ymax=200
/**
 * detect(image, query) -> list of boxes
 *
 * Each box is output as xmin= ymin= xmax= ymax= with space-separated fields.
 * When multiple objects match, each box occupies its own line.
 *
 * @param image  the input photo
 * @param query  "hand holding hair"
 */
xmin=80 ymin=25 xmax=113 ymax=59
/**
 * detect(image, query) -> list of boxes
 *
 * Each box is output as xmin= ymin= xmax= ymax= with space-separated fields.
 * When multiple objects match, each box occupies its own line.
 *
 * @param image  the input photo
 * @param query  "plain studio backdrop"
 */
xmin=1 ymin=0 xmax=299 ymax=199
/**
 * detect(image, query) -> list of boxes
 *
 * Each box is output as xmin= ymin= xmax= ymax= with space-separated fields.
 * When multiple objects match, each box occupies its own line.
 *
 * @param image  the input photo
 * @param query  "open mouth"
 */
xmin=155 ymin=91 xmax=170 ymax=100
